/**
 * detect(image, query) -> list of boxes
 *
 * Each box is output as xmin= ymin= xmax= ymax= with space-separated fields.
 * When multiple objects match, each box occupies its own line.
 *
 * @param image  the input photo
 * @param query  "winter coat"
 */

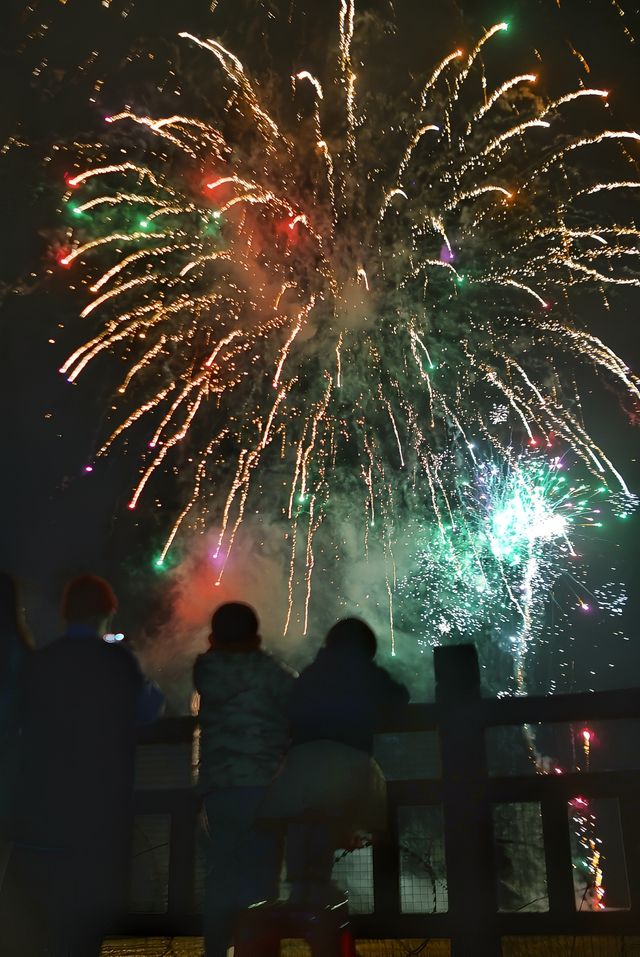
xmin=289 ymin=646 xmax=410 ymax=754
xmin=12 ymin=633 xmax=149 ymax=853
xmin=261 ymin=646 xmax=409 ymax=837
xmin=194 ymin=647 xmax=296 ymax=792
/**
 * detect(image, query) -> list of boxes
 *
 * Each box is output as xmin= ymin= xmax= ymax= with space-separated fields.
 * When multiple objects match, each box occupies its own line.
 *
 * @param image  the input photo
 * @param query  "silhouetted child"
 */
xmin=195 ymin=602 xmax=296 ymax=957
xmin=263 ymin=617 xmax=409 ymax=908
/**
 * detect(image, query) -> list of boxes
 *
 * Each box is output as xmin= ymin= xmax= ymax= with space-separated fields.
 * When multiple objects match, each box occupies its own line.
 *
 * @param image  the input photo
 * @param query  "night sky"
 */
xmin=1 ymin=0 xmax=639 ymax=701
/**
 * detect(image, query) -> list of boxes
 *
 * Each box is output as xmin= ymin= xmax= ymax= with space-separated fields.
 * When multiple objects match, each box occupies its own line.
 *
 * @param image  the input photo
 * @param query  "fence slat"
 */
xmin=435 ymin=645 xmax=501 ymax=956
xmin=540 ymin=794 xmax=578 ymax=918
xmin=167 ymin=795 xmax=199 ymax=917
xmin=372 ymin=807 xmax=401 ymax=918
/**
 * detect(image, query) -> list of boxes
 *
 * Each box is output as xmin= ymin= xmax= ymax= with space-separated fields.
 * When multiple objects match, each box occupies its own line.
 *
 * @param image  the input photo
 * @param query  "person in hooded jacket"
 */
xmin=194 ymin=601 xmax=296 ymax=957
xmin=262 ymin=617 xmax=410 ymax=909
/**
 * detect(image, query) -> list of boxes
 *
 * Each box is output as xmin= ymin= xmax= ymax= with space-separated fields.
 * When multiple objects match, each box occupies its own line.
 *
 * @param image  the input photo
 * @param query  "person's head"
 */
xmin=61 ymin=574 xmax=118 ymax=635
xmin=324 ymin=617 xmax=377 ymax=659
xmin=0 ymin=572 xmax=33 ymax=666
xmin=209 ymin=602 xmax=260 ymax=653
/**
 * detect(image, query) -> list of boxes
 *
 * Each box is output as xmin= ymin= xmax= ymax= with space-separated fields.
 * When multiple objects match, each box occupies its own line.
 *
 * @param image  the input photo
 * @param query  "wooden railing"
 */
xmin=120 ymin=644 xmax=640 ymax=954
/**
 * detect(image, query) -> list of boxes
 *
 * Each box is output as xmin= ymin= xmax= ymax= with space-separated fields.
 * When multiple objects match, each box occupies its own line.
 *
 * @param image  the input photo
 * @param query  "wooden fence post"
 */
xmin=540 ymin=795 xmax=576 ymax=920
xmin=435 ymin=644 xmax=500 ymax=956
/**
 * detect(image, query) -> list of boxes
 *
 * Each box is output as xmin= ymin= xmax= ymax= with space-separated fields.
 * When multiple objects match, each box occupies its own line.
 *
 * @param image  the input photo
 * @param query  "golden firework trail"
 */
xmin=59 ymin=9 xmax=639 ymax=638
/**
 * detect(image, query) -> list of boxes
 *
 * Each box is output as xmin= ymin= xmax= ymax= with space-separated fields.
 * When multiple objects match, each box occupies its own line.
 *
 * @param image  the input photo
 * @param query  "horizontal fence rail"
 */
xmin=120 ymin=645 xmax=640 ymax=953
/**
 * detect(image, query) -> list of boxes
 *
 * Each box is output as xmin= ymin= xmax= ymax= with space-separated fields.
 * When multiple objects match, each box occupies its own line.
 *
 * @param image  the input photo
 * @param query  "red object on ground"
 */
xmin=340 ymin=928 xmax=358 ymax=957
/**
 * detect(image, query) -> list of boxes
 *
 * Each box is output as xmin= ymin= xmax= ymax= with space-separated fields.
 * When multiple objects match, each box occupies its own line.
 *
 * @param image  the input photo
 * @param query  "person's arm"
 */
xmin=274 ymin=659 xmax=298 ymax=697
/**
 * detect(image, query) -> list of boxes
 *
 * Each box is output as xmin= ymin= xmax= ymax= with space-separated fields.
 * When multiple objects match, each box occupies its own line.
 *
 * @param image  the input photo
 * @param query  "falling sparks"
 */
xmin=395 ymin=452 xmax=617 ymax=693
xmin=57 ymin=9 xmax=638 ymax=645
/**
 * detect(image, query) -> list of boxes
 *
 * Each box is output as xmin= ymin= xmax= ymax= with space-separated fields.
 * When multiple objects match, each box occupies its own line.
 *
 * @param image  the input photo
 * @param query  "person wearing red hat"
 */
xmin=0 ymin=573 xmax=162 ymax=956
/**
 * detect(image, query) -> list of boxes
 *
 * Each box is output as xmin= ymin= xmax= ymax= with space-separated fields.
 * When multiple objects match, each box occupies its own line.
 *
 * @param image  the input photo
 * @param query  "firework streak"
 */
xmin=59 ymin=7 xmax=639 ymax=658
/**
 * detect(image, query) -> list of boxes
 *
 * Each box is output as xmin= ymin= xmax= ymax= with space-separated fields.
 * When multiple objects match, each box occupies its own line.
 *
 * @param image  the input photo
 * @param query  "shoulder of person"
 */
xmin=95 ymin=640 xmax=145 ymax=689
xmin=298 ymin=646 xmax=328 ymax=674
xmin=29 ymin=637 xmax=142 ymax=699
xmin=295 ymin=654 xmax=325 ymax=683
xmin=29 ymin=635 xmax=92 ymax=669
xmin=58 ymin=637 xmax=145 ymax=687
xmin=193 ymin=647 xmax=211 ymax=671
xmin=194 ymin=648 xmax=252 ymax=700
xmin=373 ymin=661 xmax=410 ymax=702
xmin=259 ymin=648 xmax=297 ymax=679
xmin=193 ymin=647 xmax=217 ymax=686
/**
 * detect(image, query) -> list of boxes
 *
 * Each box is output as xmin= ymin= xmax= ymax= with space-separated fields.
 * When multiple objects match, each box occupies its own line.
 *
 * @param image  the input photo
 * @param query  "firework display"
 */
xmin=395 ymin=454 xmax=623 ymax=688
xmin=1 ymin=0 xmax=636 ymax=919
xmin=54 ymin=3 xmax=639 ymax=675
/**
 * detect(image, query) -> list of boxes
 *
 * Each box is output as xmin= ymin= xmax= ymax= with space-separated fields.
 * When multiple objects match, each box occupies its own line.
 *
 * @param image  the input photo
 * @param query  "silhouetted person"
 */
xmin=263 ymin=617 xmax=409 ymax=908
xmin=195 ymin=602 xmax=296 ymax=957
xmin=0 ymin=573 xmax=33 ymax=871
xmin=0 ymin=574 xmax=162 ymax=957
